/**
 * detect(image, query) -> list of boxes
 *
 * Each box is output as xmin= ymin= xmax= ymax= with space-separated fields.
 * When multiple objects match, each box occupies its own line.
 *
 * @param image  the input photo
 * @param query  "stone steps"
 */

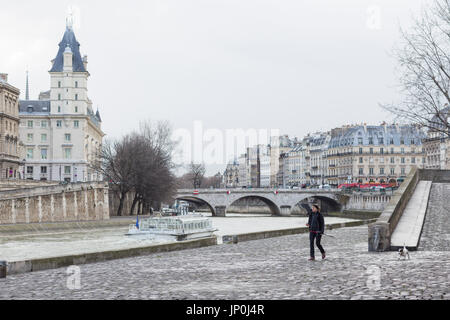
xmin=390 ymin=181 xmax=432 ymax=250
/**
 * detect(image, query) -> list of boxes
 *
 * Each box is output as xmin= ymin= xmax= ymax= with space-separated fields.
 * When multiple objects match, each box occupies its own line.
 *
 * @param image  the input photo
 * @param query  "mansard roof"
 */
xmin=19 ymin=100 xmax=51 ymax=114
xmin=328 ymin=125 xmax=426 ymax=148
xmin=50 ymin=27 xmax=86 ymax=73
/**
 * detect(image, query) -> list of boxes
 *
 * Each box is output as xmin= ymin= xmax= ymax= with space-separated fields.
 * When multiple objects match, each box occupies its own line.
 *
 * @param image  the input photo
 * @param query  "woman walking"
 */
xmin=300 ymin=203 xmax=326 ymax=261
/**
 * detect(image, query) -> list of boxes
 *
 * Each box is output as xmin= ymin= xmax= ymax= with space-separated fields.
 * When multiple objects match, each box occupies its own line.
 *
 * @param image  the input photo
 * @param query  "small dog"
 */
xmin=398 ymin=245 xmax=410 ymax=260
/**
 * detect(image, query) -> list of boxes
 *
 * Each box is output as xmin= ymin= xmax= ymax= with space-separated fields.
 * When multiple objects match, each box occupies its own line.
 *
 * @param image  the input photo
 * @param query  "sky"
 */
xmin=0 ymin=0 xmax=426 ymax=175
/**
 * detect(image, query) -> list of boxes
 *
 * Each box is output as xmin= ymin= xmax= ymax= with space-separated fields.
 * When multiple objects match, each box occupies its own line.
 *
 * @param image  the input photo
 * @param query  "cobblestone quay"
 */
xmin=1 ymin=223 xmax=449 ymax=300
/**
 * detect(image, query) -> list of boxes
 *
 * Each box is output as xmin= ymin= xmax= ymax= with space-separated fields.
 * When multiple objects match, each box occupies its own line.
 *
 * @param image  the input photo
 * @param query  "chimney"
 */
xmin=0 ymin=73 xmax=8 ymax=82
xmin=83 ymin=55 xmax=88 ymax=71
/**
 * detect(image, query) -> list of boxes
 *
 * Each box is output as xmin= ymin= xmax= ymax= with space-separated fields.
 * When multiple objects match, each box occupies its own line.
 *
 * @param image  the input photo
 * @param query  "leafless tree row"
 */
xmin=92 ymin=120 xmax=178 ymax=216
xmin=383 ymin=0 xmax=450 ymax=136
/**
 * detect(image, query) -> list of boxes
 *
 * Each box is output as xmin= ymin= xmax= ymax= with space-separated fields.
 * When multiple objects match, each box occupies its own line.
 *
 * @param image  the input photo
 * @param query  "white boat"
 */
xmin=126 ymin=214 xmax=217 ymax=241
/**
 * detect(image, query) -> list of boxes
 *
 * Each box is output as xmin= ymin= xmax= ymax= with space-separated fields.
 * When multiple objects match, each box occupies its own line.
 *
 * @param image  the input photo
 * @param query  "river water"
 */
xmin=0 ymin=213 xmax=357 ymax=262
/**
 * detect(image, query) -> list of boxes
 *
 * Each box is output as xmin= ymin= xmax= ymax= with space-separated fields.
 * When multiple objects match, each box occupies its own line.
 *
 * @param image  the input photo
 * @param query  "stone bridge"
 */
xmin=176 ymin=189 xmax=350 ymax=216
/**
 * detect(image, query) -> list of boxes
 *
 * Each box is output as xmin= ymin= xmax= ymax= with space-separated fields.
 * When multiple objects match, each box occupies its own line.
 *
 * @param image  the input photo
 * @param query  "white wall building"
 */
xmin=19 ymin=23 xmax=105 ymax=182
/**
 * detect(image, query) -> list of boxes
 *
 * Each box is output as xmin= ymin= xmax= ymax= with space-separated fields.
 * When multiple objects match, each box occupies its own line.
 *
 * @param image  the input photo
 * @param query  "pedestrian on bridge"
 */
xmin=300 ymin=203 xmax=326 ymax=261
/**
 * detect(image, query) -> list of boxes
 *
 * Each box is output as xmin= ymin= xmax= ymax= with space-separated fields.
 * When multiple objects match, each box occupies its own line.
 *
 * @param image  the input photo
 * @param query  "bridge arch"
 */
xmin=228 ymin=195 xmax=281 ymax=216
xmin=175 ymin=196 xmax=217 ymax=216
xmin=290 ymin=195 xmax=342 ymax=214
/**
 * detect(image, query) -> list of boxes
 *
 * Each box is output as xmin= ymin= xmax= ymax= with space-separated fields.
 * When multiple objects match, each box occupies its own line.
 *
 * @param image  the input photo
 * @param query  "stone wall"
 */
xmin=0 ymin=182 xmax=109 ymax=225
xmin=342 ymin=194 xmax=391 ymax=212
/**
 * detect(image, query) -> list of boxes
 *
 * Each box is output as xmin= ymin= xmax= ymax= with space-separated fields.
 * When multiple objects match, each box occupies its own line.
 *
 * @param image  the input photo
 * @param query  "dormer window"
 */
xmin=27 ymin=106 xmax=33 ymax=113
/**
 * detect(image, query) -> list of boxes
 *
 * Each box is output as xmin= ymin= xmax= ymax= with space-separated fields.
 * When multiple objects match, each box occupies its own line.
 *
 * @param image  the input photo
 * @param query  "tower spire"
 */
xmin=25 ymin=69 xmax=29 ymax=100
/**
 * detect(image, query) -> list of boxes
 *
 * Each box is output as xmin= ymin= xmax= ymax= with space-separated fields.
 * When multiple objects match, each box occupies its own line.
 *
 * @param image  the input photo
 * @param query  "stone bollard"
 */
xmin=0 ymin=261 xmax=7 ymax=279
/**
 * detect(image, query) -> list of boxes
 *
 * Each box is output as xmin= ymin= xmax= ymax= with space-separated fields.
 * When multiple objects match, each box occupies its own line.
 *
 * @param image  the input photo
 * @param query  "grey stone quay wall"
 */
xmin=0 ymin=182 xmax=110 ymax=225
xmin=368 ymin=168 xmax=450 ymax=252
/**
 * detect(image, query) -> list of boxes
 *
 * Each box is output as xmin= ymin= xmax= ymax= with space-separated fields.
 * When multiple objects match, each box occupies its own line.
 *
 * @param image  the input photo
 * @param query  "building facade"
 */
xmin=423 ymin=106 xmax=450 ymax=170
xmin=223 ymin=159 xmax=239 ymax=187
xmin=326 ymin=124 xmax=426 ymax=185
xmin=19 ymin=24 xmax=104 ymax=182
xmin=0 ymin=73 xmax=22 ymax=179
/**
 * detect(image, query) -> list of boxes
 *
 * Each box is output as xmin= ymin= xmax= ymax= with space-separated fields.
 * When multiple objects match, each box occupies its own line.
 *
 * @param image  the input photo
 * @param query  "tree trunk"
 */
xmin=137 ymin=200 xmax=142 ymax=216
xmin=117 ymin=191 xmax=127 ymax=216
xmin=130 ymin=193 xmax=139 ymax=215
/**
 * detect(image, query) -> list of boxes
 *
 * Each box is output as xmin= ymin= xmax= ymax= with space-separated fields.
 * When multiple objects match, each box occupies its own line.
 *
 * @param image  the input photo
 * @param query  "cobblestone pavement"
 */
xmin=1 ymin=224 xmax=449 ymax=300
xmin=419 ymin=183 xmax=450 ymax=251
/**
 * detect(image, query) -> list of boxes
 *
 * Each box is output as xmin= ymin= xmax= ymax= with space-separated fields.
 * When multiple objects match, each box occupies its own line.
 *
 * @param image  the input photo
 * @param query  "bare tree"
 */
xmin=187 ymin=163 xmax=206 ymax=189
xmin=91 ymin=120 xmax=178 ymax=216
xmin=382 ymin=0 xmax=450 ymax=137
xmin=92 ymin=135 xmax=141 ymax=216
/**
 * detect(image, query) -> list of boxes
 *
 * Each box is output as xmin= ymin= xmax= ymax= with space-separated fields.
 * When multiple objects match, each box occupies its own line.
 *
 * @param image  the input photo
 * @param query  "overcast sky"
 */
xmin=1 ymin=0 xmax=426 ymax=174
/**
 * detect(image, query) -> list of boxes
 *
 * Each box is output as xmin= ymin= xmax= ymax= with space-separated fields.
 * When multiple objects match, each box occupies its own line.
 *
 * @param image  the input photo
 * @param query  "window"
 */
xmin=65 ymin=134 xmax=71 ymax=142
xmin=400 ymin=138 xmax=405 ymax=144
xmin=390 ymin=168 xmax=395 ymax=175
xmin=401 ymin=157 xmax=405 ymax=164
xmin=358 ymin=138 xmax=363 ymax=145
xmin=359 ymin=148 xmax=363 ymax=154
xmin=379 ymin=137 xmax=384 ymax=144
xmin=74 ymin=106 xmax=78 ymax=113
xmin=369 ymin=137 xmax=373 ymax=145
xmin=370 ymin=148 xmax=373 ymax=154
xmin=75 ymin=94 xmax=78 ymax=100
xmin=359 ymin=168 xmax=364 ymax=175
xmin=41 ymin=166 xmax=47 ymax=174
xmin=58 ymin=106 xmax=61 ymax=113
xmin=380 ymin=148 xmax=384 ymax=154
xmin=57 ymin=120 xmax=62 ymax=128
xmin=64 ymin=166 xmax=71 ymax=174
xmin=58 ymin=93 xmax=61 ymax=100
xmin=41 ymin=120 xmax=47 ymax=128
xmin=41 ymin=134 xmax=47 ymax=142
xmin=412 ymin=157 xmax=416 ymax=164
xmin=27 ymin=133 xmax=33 ymax=142
xmin=390 ymin=138 xmax=394 ymax=145
xmin=41 ymin=149 xmax=47 ymax=160
xmin=390 ymin=157 xmax=395 ymax=164
xmin=391 ymin=148 xmax=394 ymax=154
xmin=401 ymin=148 xmax=405 ymax=154
xmin=380 ymin=167 xmax=385 ymax=175
xmin=401 ymin=168 xmax=406 ymax=175
xmin=359 ymin=157 xmax=363 ymax=164
xmin=26 ymin=148 xmax=33 ymax=159
xmin=75 ymin=81 xmax=78 ymax=88
xmin=27 ymin=166 xmax=33 ymax=174
xmin=369 ymin=168 xmax=374 ymax=175
xmin=27 ymin=120 xmax=33 ymax=128
xmin=64 ymin=148 xmax=71 ymax=159
xmin=58 ymin=81 xmax=61 ymax=88
xmin=74 ymin=120 xmax=79 ymax=128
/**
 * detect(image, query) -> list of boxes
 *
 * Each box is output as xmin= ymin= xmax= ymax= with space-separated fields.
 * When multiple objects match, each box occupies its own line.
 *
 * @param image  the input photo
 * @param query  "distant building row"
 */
xmin=223 ymin=121 xmax=450 ymax=188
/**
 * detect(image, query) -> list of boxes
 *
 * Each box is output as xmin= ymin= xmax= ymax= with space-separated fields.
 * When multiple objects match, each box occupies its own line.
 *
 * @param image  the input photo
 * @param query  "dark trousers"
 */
xmin=310 ymin=232 xmax=325 ymax=258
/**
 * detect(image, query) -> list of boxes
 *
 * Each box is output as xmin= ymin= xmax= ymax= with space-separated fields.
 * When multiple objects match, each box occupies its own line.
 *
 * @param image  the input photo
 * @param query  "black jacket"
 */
xmin=300 ymin=203 xmax=324 ymax=234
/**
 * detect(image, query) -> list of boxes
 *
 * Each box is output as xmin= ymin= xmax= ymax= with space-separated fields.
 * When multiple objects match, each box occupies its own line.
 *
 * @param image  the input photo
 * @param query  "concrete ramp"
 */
xmin=390 ymin=181 xmax=432 ymax=250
